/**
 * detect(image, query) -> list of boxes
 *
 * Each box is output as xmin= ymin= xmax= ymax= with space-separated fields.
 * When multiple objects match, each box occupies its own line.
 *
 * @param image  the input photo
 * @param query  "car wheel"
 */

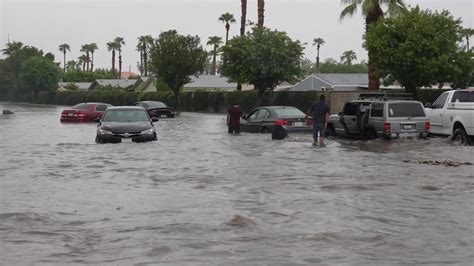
xmin=153 ymin=133 xmax=158 ymax=141
xmin=261 ymin=127 xmax=270 ymax=133
xmin=365 ymin=128 xmax=377 ymax=140
xmin=451 ymin=128 xmax=470 ymax=145
xmin=95 ymin=136 xmax=105 ymax=144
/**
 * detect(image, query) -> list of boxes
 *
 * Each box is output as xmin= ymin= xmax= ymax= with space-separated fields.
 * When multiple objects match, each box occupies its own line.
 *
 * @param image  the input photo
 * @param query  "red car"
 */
xmin=60 ymin=102 xmax=112 ymax=122
xmin=134 ymin=101 xmax=176 ymax=118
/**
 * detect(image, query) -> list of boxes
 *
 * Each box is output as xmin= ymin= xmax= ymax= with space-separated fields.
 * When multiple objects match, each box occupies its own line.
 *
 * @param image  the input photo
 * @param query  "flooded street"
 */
xmin=1 ymin=103 xmax=473 ymax=265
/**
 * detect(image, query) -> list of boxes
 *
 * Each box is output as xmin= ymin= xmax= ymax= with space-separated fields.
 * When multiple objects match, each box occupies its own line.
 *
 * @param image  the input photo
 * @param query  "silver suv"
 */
xmin=328 ymin=97 xmax=430 ymax=140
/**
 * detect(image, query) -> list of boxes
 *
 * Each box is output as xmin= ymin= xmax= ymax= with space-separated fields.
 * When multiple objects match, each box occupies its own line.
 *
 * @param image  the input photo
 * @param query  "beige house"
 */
xmin=134 ymin=77 xmax=157 ymax=92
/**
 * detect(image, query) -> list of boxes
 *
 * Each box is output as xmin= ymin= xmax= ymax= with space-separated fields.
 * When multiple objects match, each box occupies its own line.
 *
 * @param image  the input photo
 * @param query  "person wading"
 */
xmin=306 ymin=95 xmax=330 ymax=147
xmin=227 ymin=103 xmax=243 ymax=134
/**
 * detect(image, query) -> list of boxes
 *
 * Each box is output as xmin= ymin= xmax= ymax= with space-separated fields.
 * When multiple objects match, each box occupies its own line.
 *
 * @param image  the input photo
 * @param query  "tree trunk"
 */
xmin=256 ymin=86 xmax=266 ymax=106
xmin=139 ymin=50 xmax=143 ymax=76
xmin=467 ymin=36 xmax=470 ymax=51
xmin=143 ymin=43 xmax=148 ymax=76
xmin=112 ymin=50 xmax=116 ymax=76
xmin=225 ymin=23 xmax=230 ymax=44
xmin=63 ymin=51 xmax=66 ymax=73
xmin=86 ymin=52 xmax=90 ymax=72
xmin=119 ymin=51 xmax=122 ymax=79
xmin=240 ymin=0 xmax=247 ymax=36
xmin=82 ymin=61 xmax=86 ymax=72
xmin=211 ymin=47 xmax=217 ymax=75
xmin=365 ymin=4 xmax=383 ymax=91
xmin=257 ymin=0 xmax=265 ymax=28
xmin=91 ymin=52 xmax=94 ymax=72
xmin=173 ymin=90 xmax=181 ymax=109
xmin=316 ymin=46 xmax=320 ymax=73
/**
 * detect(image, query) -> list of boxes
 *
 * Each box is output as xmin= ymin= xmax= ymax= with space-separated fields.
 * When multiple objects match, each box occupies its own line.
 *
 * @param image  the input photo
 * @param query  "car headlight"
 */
xmin=141 ymin=128 xmax=154 ymax=135
xmin=98 ymin=128 xmax=112 ymax=135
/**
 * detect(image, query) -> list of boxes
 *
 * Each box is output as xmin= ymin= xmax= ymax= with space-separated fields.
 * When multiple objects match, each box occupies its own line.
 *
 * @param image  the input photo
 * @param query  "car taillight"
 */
xmin=383 ymin=123 xmax=391 ymax=133
xmin=306 ymin=119 xmax=313 ymax=126
xmin=275 ymin=119 xmax=289 ymax=126
xmin=425 ymin=122 xmax=431 ymax=132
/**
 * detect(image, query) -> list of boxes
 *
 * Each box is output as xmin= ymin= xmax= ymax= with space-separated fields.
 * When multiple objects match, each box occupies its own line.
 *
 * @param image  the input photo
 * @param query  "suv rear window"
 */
xmin=370 ymin=103 xmax=384 ymax=117
xmin=72 ymin=103 xmax=91 ymax=110
xmin=451 ymin=91 xmax=474 ymax=102
xmin=388 ymin=102 xmax=425 ymax=117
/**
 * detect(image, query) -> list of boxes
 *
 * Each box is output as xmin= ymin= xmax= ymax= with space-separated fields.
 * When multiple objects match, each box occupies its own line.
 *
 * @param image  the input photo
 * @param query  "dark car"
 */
xmin=240 ymin=106 xmax=312 ymax=133
xmin=134 ymin=101 xmax=176 ymax=118
xmin=60 ymin=102 xmax=112 ymax=122
xmin=95 ymin=106 xmax=158 ymax=143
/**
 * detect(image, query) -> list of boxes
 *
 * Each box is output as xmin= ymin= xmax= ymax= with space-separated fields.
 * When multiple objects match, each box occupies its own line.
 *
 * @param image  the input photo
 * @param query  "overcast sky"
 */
xmin=1 ymin=0 xmax=472 ymax=73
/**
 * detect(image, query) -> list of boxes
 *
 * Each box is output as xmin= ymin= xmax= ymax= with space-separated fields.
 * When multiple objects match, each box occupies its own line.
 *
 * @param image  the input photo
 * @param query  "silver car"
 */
xmin=328 ymin=99 xmax=430 ymax=140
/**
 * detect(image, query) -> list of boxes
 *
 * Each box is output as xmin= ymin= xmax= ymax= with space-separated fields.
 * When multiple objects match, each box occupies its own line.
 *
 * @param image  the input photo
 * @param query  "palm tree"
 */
xmin=340 ymin=0 xmax=406 ymax=90
xmin=66 ymin=60 xmax=77 ymax=71
xmin=207 ymin=36 xmax=223 ymax=75
xmin=461 ymin=28 xmax=474 ymax=51
xmin=78 ymin=55 xmax=87 ymax=72
xmin=58 ymin=43 xmax=71 ymax=73
xmin=137 ymin=35 xmax=153 ymax=76
xmin=89 ymin=43 xmax=98 ymax=72
xmin=80 ymin=44 xmax=91 ymax=71
xmin=107 ymin=41 xmax=119 ymax=76
xmin=340 ymin=50 xmax=357 ymax=65
xmin=257 ymin=0 xmax=265 ymax=28
xmin=218 ymin=13 xmax=236 ymax=44
xmin=240 ymin=0 xmax=248 ymax=36
xmin=114 ymin=37 xmax=126 ymax=78
xmin=1 ymin=41 xmax=23 ymax=56
xmin=312 ymin=38 xmax=325 ymax=72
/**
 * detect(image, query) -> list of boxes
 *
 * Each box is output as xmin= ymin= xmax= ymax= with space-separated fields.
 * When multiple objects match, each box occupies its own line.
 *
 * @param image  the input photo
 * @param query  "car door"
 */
xmin=340 ymin=102 xmax=358 ymax=135
xmin=241 ymin=109 xmax=261 ymax=133
xmin=94 ymin=104 xmax=109 ymax=120
xmin=426 ymin=93 xmax=448 ymax=134
xmin=256 ymin=108 xmax=271 ymax=132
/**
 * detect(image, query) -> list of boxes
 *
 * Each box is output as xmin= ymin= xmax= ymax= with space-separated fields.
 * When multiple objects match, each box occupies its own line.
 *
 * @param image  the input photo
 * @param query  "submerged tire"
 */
xmin=272 ymin=125 xmax=287 ymax=140
xmin=95 ymin=136 xmax=106 ymax=144
xmin=451 ymin=128 xmax=470 ymax=146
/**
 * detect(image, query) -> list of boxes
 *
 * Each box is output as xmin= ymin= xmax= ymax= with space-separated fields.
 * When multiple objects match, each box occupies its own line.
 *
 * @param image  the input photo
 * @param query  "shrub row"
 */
xmin=1 ymin=89 xmax=447 ymax=113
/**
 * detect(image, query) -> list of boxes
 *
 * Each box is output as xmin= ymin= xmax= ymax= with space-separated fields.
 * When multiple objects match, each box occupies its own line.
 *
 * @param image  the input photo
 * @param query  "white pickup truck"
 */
xmin=424 ymin=89 xmax=474 ymax=145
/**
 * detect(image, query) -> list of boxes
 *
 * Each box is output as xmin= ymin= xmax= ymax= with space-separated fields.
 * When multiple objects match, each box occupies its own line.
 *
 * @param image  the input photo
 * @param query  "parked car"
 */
xmin=240 ymin=106 xmax=312 ymax=133
xmin=134 ymin=101 xmax=176 ymax=118
xmin=60 ymin=102 xmax=112 ymax=122
xmin=95 ymin=106 xmax=158 ymax=143
xmin=425 ymin=89 xmax=474 ymax=145
xmin=328 ymin=97 xmax=430 ymax=140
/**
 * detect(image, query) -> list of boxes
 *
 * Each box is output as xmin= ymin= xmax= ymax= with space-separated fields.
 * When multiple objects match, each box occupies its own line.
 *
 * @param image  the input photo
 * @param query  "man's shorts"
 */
xmin=313 ymin=123 xmax=325 ymax=138
xmin=228 ymin=124 xmax=240 ymax=134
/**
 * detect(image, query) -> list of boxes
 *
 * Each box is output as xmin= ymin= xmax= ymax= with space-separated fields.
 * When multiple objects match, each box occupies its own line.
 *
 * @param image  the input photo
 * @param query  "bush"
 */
xmin=192 ymin=91 xmax=210 ymax=112
xmin=416 ymin=89 xmax=448 ymax=104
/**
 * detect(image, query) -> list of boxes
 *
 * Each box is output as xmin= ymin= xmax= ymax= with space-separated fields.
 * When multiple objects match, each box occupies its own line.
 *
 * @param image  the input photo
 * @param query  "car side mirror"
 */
xmin=241 ymin=115 xmax=247 ymax=120
xmin=425 ymin=102 xmax=433 ymax=108
xmin=151 ymin=117 xmax=159 ymax=123
xmin=93 ymin=117 xmax=101 ymax=123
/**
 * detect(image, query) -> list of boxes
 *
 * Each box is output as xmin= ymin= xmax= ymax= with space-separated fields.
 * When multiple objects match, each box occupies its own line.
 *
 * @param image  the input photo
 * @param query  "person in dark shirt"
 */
xmin=306 ymin=95 xmax=330 ymax=146
xmin=227 ymin=103 xmax=243 ymax=134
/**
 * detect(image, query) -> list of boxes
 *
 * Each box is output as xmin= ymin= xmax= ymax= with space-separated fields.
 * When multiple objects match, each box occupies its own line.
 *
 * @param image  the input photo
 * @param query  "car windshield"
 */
xmin=273 ymin=107 xmax=305 ymax=118
xmin=72 ymin=103 xmax=91 ymax=110
xmin=145 ymin=102 xmax=167 ymax=108
xmin=388 ymin=102 xmax=425 ymax=117
xmin=102 ymin=110 xmax=150 ymax=122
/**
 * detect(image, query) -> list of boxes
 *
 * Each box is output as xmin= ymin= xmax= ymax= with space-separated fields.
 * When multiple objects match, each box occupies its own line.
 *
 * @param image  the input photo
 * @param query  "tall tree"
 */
xmin=78 ymin=54 xmax=87 ymax=71
xmin=207 ymin=36 xmax=223 ymax=75
xmin=89 ymin=43 xmax=98 ymax=72
xmin=114 ymin=37 xmax=126 ymax=78
xmin=340 ymin=0 xmax=407 ymax=90
xmin=461 ymin=28 xmax=474 ymax=51
xmin=58 ymin=43 xmax=70 ymax=73
xmin=312 ymin=38 xmax=325 ymax=72
xmin=106 ymin=40 xmax=119 ymax=76
xmin=1 ymin=41 xmax=24 ymax=56
xmin=257 ymin=0 xmax=265 ymax=28
xmin=66 ymin=60 xmax=78 ymax=71
xmin=19 ymin=56 xmax=61 ymax=95
xmin=137 ymin=35 xmax=154 ymax=76
xmin=149 ymin=30 xmax=208 ymax=107
xmin=218 ymin=13 xmax=236 ymax=44
xmin=80 ymin=44 xmax=91 ymax=71
xmin=240 ymin=0 xmax=247 ymax=36
xmin=340 ymin=50 xmax=357 ymax=65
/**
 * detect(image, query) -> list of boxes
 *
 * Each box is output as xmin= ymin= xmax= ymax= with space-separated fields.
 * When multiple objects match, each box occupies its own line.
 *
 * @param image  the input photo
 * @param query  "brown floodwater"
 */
xmin=0 ymin=103 xmax=473 ymax=265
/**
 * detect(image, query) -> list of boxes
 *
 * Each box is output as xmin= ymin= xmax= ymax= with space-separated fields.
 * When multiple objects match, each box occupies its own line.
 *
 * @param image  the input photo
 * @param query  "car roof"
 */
xmin=350 ymin=100 xmax=422 ymax=104
xmin=136 ymin=101 xmax=165 ymax=103
xmin=257 ymin=106 xmax=299 ymax=109
xmin=76 ymin=102 xmax=112 ymax=105
xmin=106 ymin=106 xmax=146 ymax=110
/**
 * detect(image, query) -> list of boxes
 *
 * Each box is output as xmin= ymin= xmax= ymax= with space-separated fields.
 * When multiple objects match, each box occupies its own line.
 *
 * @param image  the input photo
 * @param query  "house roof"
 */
xmin=183 ymin=74 xmax=237 ymax=89
xmin=93 ymin=79 xmax=137 ymax=88
xmin=58 ymin=82 xmax=92 ymax=90
xmin=312 ymin=73 xmax=369 ymax=86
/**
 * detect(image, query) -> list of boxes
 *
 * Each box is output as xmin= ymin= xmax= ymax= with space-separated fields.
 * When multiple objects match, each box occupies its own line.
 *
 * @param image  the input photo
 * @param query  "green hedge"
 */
xmin=3 ymin=88 xmax=449 ymax=113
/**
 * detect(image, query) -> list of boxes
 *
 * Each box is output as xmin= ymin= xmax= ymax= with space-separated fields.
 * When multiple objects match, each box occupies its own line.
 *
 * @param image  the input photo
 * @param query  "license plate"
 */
xmin=293 ymin=122 xmax=304 ymax=127
xmin=160 ymin=114 xmax=166 ymax=118
xmin=403 ymin=124 xmax=414 ymax=130
xmin=68 ymin=113 xmax=74 ymax=117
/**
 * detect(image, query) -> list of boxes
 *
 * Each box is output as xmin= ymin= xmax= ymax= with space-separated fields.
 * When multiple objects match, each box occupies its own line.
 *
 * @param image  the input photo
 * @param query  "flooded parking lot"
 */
xmin=1 ymin=103 xmax=473 ymax=265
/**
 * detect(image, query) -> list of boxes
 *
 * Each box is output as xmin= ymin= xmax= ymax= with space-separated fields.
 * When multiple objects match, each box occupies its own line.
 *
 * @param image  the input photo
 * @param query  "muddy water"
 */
xmin=0 ymin=103 xmax=473 ymax=265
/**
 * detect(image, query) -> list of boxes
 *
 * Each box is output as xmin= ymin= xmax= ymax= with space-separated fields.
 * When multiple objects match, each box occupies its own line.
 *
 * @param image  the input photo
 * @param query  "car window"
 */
xmin=388 ymin=103 xmax=426 ymax=117
xmin=433 ymin=93 xmax=448 ymax=108
xmin=450 ymin=91 xmax=474 ymax=103
xmin=257 ymin=109 xmax=270 ymax=119
xmin=95 ymin=105 xmax=108 ymax=112
xmin=136 ymin=102 xmax=148 ymax=108
xmin=370 ymin=103 xmax=384 ymax=118
xmin=72 ymin=103 xmax=91 ymax=110
xmin=102 ymin=110 xmax=150 ymax=122
xmin=147 ymin=102 xmax=167 ymax=108
xmin=248 ymin=109 xmax=261 ymax=120
xmin=273 ymin=107 xmax=304 ymax=118
xmin=343 ymin=103 xmax=358 ymax=116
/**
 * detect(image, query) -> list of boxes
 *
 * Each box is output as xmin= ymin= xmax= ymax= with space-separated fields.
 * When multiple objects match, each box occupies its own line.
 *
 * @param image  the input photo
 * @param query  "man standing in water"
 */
xmin=227 ymin=103 xmax=242 ymax=134
xmin=306 ymin=95 xmax=330 ymax=147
